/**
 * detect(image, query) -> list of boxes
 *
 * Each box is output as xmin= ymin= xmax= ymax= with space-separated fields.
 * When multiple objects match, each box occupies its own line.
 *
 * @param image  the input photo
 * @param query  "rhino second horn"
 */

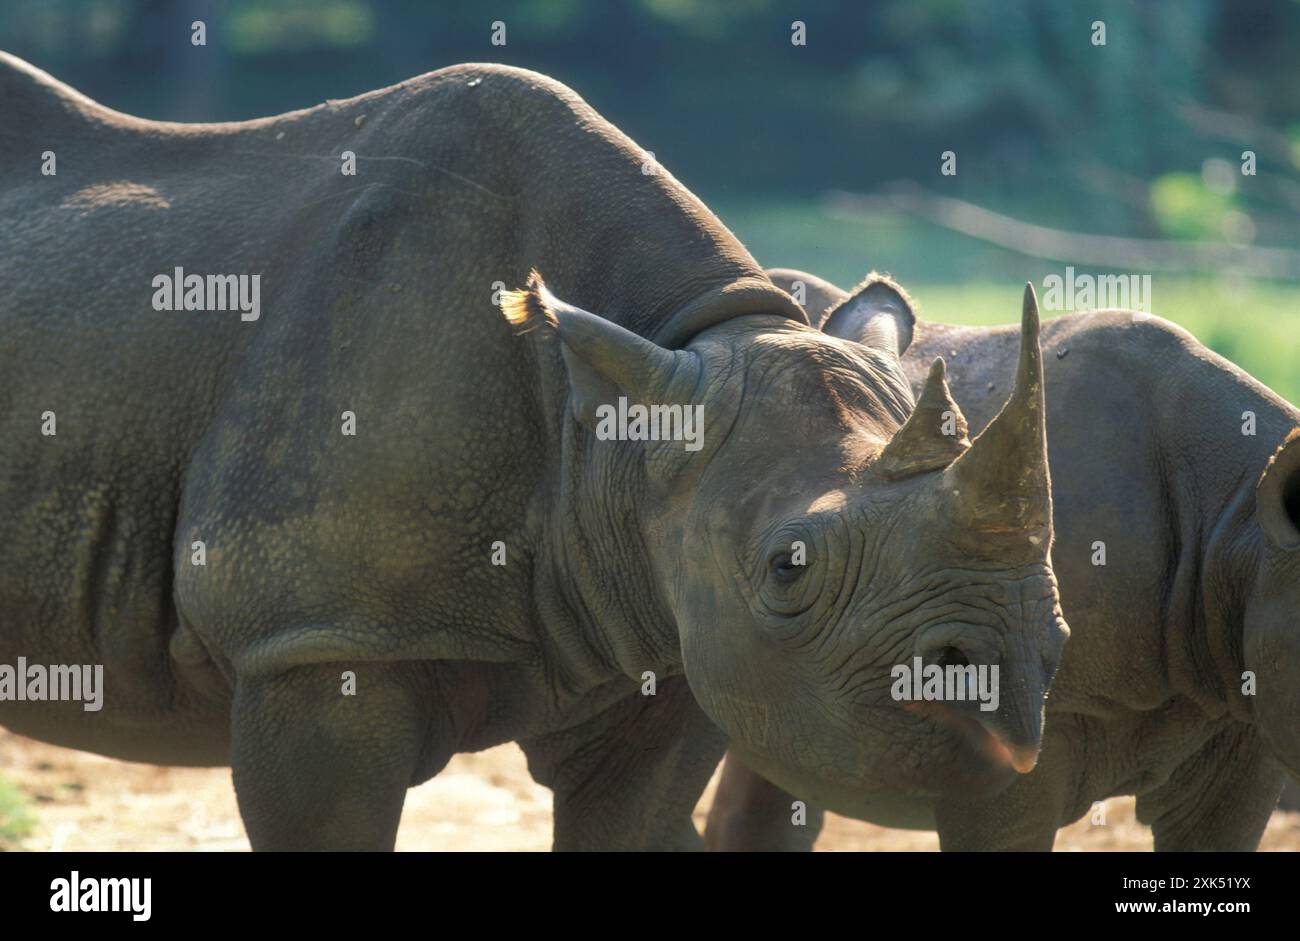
xmin=946 ymin=282 xmax=1052 ymax=533
xmin=875 ymin=358 xmax=971 ymax=479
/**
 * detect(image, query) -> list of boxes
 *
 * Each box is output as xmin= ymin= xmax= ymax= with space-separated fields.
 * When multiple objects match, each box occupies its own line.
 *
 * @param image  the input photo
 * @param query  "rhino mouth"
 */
xmin=728 ymin=694 xmax=1031 ymax=821
xmin=901 ymin=700 xmax=1039 ymax=776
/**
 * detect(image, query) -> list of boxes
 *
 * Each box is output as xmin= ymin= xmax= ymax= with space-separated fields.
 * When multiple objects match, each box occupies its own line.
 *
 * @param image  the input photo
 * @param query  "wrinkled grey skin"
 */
xmin=0 ymin=57 xmax=1067 ymax=849
xmin=1282 ymin=777 xmax=1300 ymax=811
xmin=707 ymin=268 xmax=1300 ymax=851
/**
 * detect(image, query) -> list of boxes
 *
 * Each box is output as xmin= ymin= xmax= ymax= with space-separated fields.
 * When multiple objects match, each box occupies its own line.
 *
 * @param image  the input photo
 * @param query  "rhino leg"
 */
xmin=1136 ymin=724 xmax=1283 ymax=851
xmin=931 ymin=736 xmax=1071 ymax=851
xmin=230 ymin=662 xmax=431 ymax=851
xmin=521 ymin=675 xmax=727 ymax=851
xmin=703 ymin=752 xmax=822 ymax=851
xmin=932 ymin=775 xmax=1061 ymax=851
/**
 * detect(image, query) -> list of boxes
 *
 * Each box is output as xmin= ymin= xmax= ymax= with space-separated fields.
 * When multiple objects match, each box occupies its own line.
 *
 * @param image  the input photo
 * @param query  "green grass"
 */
xmin=0 ymin=776 xmax=35 ymax=850
xmin=713 ymin=198 xmax=1300 ymax=404
xmin=914 ymin=281 xmax=1300 ymax=405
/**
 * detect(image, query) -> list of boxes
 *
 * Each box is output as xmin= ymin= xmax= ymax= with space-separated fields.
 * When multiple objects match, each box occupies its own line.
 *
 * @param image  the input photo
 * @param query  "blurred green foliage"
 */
xmin=2 ymin=0 xmax=1298 ymax=395
xmin=1149 ymin=173 xmax=1237 ymax=241
xmin=720 ymin=199 xmax=1300 ymax=402
xmin=5 ymin=0 xmax=1300 ymax=235
xmin=0 ymin=776 xmax=35 ymax=849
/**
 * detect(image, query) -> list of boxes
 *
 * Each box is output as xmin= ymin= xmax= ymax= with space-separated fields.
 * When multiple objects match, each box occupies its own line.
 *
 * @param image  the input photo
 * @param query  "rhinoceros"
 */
xmin=706 ymin=267 xmax=1300 ymax=851
xmin=0 ymin=57 xmax=1070 ymax=849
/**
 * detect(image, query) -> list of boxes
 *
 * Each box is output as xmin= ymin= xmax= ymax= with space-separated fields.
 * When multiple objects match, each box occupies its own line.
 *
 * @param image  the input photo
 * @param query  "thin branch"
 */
xmin=825 ymin=183 xmax=1300 ymax=280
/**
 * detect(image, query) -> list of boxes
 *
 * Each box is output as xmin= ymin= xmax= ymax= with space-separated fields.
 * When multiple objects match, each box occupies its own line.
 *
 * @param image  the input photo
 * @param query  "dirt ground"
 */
xmin=2 ymin=730 xmax=1297 ymax=851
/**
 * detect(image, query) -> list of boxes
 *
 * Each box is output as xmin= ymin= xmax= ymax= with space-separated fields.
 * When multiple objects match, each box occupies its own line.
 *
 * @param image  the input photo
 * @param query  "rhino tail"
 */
xmin=501 ymin=269 xmax=558 ymax=334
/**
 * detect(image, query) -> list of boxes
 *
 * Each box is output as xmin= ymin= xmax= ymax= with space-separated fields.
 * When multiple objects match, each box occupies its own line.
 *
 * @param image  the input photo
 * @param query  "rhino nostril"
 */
xmin=934 ymin=646 xmax=972 ymax=669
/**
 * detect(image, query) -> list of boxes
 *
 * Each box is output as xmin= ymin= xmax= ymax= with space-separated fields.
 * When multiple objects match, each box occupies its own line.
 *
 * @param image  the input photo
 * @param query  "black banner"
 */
xmin=0 ymin=851 xmax=1287 ymax=927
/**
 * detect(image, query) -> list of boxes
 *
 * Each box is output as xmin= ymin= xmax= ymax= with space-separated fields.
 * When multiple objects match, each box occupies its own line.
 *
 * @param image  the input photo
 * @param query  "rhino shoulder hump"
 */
xmin=405 ymin=62 xmax=595 ymax=125
xmin=0 ymin=50 xmax=113 ymax=130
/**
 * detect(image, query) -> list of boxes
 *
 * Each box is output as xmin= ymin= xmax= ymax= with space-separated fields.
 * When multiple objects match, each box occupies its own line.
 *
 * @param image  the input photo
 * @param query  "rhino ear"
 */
xmin=1257 ymin=430 xmax=1300 ymax=550
xmin=822 ymin=272 xmax=915 ymax=356
xmin=875 ymin=358 xmax=970 ymax=479
xmin=502 ymin=270 xmax=692 ymax=429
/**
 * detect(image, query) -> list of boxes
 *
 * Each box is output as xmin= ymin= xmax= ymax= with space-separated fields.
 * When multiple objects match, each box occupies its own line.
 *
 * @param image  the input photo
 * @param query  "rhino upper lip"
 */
xmin=900 ymin=700 xmax=1039 ymax=774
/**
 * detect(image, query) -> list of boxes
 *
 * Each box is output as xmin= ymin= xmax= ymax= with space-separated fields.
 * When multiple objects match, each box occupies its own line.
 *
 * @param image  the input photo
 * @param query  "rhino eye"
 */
xmin=769 ymin=552 xmax=804 ymax=582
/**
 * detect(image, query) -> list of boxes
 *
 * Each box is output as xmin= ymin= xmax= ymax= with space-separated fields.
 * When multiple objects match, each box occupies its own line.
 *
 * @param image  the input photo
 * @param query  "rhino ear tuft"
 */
xmin=875 ymin=358 xmax=970 ymax=479
xmin=1257 ymin=429 xmax=1300 ymax=550
xmin=501 ymin=269 xmax=557 ymax=333
xmin=502 ymin=271 xmax=689 ymax=431
xmin=822 ymin=272 xmax=915 ymax=356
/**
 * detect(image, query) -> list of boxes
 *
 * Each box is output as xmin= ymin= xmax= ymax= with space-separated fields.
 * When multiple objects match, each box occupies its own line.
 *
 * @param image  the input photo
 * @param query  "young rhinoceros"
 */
xmin=707 ymin=268 xmax=1300 ymax=851
xmin=0 ymin=54 xmax=1064 ymax=850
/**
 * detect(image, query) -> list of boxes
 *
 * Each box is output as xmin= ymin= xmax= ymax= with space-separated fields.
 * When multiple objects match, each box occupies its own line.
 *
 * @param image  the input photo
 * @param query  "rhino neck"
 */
xmin=538 ymin=419 xmax=684 ymax=684
xmin=1182 ymin=403 xmax=1298 ymax=719
xmin=1196 ymin=485 xmax=1264 ymax=721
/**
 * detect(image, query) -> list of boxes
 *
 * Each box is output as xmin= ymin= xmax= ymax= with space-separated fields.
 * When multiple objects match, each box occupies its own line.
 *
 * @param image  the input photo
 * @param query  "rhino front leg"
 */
xmin=703 ymin=751 xmax=823 ymax=851
xmin=1136 ymin=724 xmax=1283 ymax=851
xmin=230 ymin=662 xmax=430 ymax=851
xmin=933 ymin=764 xmax=1066 ymax=851
xmin=522 ymin=675 xmax=727 ymax=851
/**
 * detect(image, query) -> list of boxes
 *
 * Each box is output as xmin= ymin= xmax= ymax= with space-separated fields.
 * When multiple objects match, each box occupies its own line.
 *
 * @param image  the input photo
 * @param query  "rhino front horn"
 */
xmin=946 ymin=283 xmax=1051 ymax=534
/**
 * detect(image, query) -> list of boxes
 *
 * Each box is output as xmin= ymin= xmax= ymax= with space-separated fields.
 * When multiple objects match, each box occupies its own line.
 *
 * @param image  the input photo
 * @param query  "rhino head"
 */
xmin=1246 ymin=428 xmax=1300 ymax=777
xmin=504 ymin=273 xmax=1069 ymax=809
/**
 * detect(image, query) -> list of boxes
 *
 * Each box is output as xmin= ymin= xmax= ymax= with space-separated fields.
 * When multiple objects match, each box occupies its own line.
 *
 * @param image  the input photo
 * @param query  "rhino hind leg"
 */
xmin=229 ymin=661 xmax=432 ymax=851
xmin=703 ymin=752 xmax=822 ymax=851
xmin=521 ymin=675 xmax=727 ymax=851
xmin=1136 ymin=724 xmax=1283 ymax=851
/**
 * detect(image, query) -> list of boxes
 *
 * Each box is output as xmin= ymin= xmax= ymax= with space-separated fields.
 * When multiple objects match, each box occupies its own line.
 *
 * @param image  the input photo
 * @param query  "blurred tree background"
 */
xmin=2 ymin=0 xmax=1298 ymax=397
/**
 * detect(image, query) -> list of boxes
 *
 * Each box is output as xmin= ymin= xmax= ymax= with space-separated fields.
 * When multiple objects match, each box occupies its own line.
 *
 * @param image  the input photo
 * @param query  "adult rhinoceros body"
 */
xmin=0 ymin=58 xmax=1070 ymax=849
xmin=707 ymin=269 xmax=1300 ymax=850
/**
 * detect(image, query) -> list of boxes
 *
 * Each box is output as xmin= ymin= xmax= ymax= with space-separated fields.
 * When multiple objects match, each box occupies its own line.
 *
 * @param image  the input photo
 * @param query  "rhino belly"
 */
xmin=0 ymin=415 xmax=233 ymax=764
xmin=0 ymin=342 xmax=235 ymax=760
